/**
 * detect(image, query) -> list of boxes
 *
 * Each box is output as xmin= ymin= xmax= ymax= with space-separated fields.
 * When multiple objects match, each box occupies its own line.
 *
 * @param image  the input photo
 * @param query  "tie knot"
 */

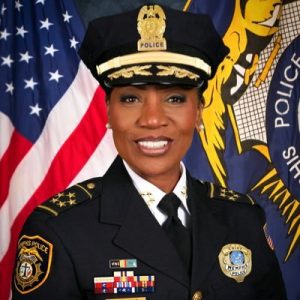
xmin=158 ymin=193 xmax=181 ymax=217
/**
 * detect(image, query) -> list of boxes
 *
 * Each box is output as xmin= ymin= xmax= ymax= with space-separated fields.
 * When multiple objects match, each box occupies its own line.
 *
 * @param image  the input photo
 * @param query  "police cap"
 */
xmin=79 ymin=4 xmax=228 ymax=91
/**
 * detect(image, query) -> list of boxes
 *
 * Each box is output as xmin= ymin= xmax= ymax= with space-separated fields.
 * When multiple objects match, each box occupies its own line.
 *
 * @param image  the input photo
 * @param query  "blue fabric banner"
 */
xmin=183 ymin=1 xmax=300 ymax=299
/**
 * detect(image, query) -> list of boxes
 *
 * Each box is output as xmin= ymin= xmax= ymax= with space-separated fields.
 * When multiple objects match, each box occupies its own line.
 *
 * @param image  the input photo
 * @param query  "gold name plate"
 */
xmin=138 ymin=40 xmax=166 ymax=51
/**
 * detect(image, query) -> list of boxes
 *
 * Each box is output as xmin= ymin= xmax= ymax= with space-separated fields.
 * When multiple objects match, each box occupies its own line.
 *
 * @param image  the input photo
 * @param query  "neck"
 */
xmin=142 ymin=171 xmax=181 ymax=193
xmin=127 ymin=163 xmax=182 ymax=193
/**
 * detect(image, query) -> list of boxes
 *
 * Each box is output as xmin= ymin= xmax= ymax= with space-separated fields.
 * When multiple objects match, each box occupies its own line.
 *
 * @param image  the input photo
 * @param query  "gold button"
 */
xmin=192 ymin=290 xmax=202 ymax=300
xmin=87 ymin=182 xmax=95 ymax=189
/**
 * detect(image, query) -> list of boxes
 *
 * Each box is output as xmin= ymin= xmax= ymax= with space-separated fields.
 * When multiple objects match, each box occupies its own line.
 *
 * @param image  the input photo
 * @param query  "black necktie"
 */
xmin=158 ymin=193 xmax=191 ymax=274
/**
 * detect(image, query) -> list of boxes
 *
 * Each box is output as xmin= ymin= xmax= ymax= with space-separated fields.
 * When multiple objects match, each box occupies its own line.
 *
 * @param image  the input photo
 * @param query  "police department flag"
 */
xmin=183 ymin=0 xmax=300 ymax=299
xmin=0 ymin=1 xmax=116 ymax=299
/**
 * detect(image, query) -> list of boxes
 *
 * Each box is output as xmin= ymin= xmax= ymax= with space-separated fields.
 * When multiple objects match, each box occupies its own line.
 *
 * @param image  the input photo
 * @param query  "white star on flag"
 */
xmin=24 ymin=77 xmax=38 ymax=90
xmin=5 ymin=82 xmax=14 ymax=95
xmin=63 ymin=11 xmax=72 ymax=23
xmin=1 ymin=55 xmax=14 ymax=67
xmin=44 ymin=44 xmax=59 ymax=57
xmin=0 ymin=29 xmax=11 ymax=40
xmin=40 ymin=18 xmax=54 ymax=30
xmin=16 ymin=26 xmax=28 ymax=38
xmin=29 ymin=103 xmax=42 ymax=116
xmin=1 ymin=3 xmax=7 ymax=15
xmin=15 ymin=0 xmax=23 ymax=12
xmin=19 ymin=51 xmax=33 ymax=63
xmin=49 ymin=69 xmax=63 ymax=82
xmin=69 ymin=36 xmax=79 ymax=49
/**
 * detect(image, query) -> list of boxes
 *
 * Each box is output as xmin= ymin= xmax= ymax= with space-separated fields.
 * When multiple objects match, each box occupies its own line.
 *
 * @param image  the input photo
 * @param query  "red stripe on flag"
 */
xmin=0 ymin=87 xmax=107 ymax=299
xmin=35 ymin=86 xmax=108 ymax=199
xmin=0 ymin=131 xmax=32 ymax=209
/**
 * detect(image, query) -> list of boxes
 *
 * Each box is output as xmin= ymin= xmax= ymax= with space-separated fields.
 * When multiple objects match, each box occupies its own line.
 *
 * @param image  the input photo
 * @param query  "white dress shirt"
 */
xmin=123 ymin=160 xmax=191 ymax=228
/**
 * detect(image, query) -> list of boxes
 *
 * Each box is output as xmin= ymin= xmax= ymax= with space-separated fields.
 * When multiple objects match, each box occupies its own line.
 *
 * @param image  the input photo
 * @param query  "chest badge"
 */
xmin=218 ymin=243 xmax=252 ymax=283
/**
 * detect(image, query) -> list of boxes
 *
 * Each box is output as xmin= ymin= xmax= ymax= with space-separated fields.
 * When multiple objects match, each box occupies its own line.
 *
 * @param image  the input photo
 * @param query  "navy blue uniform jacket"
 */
xmin=12 ymin=156 xmax=286 ymax=299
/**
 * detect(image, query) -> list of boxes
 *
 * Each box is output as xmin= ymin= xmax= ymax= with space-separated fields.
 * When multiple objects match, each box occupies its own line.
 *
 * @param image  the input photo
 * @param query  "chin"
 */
xmin=129 ymin=156 xmax=180 ymax=177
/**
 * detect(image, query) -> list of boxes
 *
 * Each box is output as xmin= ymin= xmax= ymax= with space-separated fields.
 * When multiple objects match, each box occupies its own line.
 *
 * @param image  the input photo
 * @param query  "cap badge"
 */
xmin=218 ymin=243 xmax=252 ymax=283
xmin=137 ymin=5 xmax=167 ymax=51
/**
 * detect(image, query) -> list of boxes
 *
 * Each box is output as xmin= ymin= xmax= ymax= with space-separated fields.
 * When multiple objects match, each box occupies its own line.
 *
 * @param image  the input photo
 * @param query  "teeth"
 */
xmin=138 ymin=140 xmax=168 ymax=149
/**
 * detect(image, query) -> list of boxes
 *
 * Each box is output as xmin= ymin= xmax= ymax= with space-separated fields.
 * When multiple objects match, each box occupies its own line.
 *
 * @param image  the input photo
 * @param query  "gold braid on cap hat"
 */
xmin=96 ymin=51 xmax=211 ymax=77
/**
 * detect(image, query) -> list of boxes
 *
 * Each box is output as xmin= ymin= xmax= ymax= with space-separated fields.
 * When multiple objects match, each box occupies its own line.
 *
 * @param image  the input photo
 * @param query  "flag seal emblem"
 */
xmin=218 ymin=243 xmax=252 ymax=283
xmin=266 ymin=35 xmax=300 ymax=201
xmin=14 ymin=235 xmax=53 ymax=294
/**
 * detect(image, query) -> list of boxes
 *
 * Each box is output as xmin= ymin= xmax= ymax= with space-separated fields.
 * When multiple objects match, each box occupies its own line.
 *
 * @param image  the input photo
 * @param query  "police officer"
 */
xmin=12 ymin=4 xmax=287 ymax=300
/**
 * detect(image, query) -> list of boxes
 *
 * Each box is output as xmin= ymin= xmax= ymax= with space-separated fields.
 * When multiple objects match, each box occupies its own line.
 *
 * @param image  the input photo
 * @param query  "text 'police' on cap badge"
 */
xmin=218 ymin=244 xmax=252 ymax=283
xmin=137 ymin=5 xmax=167 ymax=51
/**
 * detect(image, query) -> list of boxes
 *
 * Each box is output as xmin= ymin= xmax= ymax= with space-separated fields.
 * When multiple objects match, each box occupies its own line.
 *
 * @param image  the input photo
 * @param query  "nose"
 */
xmin=137 ymin=95 xmax=168 ymax=129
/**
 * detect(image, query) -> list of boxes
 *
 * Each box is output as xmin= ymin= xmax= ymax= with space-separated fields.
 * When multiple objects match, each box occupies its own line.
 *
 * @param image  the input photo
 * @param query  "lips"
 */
xmin=138 ymin=140 xmax=168 ymax=149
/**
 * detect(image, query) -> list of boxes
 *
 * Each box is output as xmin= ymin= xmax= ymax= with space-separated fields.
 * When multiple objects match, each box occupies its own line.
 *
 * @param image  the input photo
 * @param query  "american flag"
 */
xmin=0 ymin=1 xmax=116 ymax=298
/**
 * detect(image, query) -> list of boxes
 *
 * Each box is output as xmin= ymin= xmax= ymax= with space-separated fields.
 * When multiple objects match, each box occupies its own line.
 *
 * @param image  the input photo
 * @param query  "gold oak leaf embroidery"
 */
xmin=108 ymin=65 xmax=153 ymax=79
xmin=156 ymin=65 xmax=199 ymax=80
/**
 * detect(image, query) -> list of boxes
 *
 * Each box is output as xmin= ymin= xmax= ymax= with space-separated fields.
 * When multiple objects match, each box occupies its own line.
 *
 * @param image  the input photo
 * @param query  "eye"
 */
xmin=167 ymin=95 xmax=186 ymax=103
xmin=120 ymin=95 xmax=139 ymax=103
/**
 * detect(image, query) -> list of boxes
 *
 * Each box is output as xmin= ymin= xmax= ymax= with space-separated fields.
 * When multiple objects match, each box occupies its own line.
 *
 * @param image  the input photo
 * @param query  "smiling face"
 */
xmin=107 ymin=85 xmax=202 ymax=192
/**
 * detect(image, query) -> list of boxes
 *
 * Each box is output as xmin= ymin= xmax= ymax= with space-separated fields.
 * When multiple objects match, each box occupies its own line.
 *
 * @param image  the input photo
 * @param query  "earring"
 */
xmin=105 ymin=123 xmax=111 ymax=129
xmin=199 ymin=124 xmax=205 ymax=131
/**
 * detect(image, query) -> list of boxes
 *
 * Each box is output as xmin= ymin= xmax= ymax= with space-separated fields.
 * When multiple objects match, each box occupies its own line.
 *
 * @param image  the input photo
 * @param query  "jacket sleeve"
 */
xmin=12 ymin=211 xmax=82 ymax=300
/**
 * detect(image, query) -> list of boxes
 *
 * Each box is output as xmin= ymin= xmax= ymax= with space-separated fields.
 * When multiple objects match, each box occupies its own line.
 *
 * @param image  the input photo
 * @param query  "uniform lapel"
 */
xmin=187 ymin=175 xmax=228 ymax=290
xmin=99 ymin=156 xmax=189 ymax=287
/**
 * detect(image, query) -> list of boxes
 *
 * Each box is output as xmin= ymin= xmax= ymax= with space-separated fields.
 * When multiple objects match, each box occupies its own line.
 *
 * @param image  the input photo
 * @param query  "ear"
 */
xmin=195 ymin=101 xmax=203 ymax=132
xmin=105 ymin=95 xmax=110 ymax=120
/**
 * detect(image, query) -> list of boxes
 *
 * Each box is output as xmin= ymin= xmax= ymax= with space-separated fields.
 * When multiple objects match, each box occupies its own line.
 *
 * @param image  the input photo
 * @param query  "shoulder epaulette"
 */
xmin=206 ymin=182 xmax=256 ymax=205
xmin=36 ymin=178 xmax=100 ymax=216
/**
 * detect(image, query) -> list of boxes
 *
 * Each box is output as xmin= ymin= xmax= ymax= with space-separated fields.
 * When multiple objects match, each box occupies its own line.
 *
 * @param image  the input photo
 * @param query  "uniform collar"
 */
xmin=123 ymin=160 xmax=189 ymax=214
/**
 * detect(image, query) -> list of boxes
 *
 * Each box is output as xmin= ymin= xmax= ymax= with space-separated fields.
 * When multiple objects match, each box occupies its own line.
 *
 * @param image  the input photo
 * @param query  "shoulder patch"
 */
xmin=14 ymin=234 xmax=53 ymax=294
xmin=37 ymin=178 xmax=100 ymax=216
xmin=207 ymin=182 xmax=255 ymax=205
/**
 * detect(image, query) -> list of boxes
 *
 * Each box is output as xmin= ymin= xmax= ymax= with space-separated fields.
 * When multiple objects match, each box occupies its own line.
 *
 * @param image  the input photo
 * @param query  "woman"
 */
xmin=12 ymin=4 xmax=286 ymax=300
